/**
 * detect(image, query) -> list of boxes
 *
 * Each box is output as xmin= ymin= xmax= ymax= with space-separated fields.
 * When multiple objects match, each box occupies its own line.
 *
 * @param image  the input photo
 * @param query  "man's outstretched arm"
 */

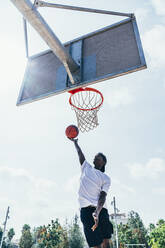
xmin=70 ymin=139 xmax=85 ymax=165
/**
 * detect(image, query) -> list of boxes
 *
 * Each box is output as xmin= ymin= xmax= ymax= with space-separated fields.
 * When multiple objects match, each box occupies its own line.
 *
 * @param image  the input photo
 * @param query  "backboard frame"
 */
xmin=17 ymin=17 xmax=147 ymax=106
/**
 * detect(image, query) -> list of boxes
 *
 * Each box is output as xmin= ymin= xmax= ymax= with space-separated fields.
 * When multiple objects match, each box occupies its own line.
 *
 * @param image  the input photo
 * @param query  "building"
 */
xmin=110 ymin=213 xmax=128 ymax=225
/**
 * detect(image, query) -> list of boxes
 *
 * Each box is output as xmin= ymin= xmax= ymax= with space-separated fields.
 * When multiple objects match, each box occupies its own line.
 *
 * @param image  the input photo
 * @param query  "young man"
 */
xmin=69 ymin=138 xmax=113 ymax=248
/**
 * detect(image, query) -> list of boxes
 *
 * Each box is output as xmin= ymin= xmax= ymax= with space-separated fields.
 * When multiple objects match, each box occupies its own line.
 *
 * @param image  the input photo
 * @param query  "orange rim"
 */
xmin=69 ymin=87 xmax=104 ymax=111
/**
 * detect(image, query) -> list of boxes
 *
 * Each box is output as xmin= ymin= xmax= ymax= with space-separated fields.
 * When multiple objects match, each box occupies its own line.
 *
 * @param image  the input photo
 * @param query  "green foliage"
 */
xmin=0 ymin=227 xmax=6 ymax=248
xmin=22 ymin=225 xmax=31 ymax=232
xmin=67 ymin=214 xmax=85 ymax=248
xmin=0 ymin=227 xmax=3 ymax=243
xmin=149 ymin=223 xmax=155 ymax=232
xmin=36 ymin=219 xmax=69 ymax=248
xmin=33 ymin=215 xmax=84 ymax=248
xmin=19 ymin=224 xmax=33 ymax=248
xmin=11 ymin=211 xmax=165 ymax=248
xmin=6 ymin=228 xmax=16 ymax=248
xmin=0 ymin=227 xmax=16 ymax=248
xmin=7 ymin=228 xmax=15 ymax=242
xmin=118 ymin=211 xmax=148 ymax=248
xmin=148 ymin=219 xmax=165 ymax=248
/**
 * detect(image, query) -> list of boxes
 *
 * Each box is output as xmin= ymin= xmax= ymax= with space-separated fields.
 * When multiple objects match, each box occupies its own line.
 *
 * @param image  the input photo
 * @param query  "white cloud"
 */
xmin=107 ymin=177 xmax=135 ymax=206
xmin=142 ymin=25 xmax=165 ymax=68
xmin=0 ymin=166 xmax=81 ymax=238
xmin=127 ymin=158 xmax=165 ymax=179
xmin=0 ymin=166 xmax=59 ymax=212
xmin=151 ymin=0 xmax=165 ymax=16
xmin=0 ymin=38 xmax=26 ymax=83
xmin=105 ymin=87 xmax=134 ymax=108
xmin=0 ymin=166 xmax=59 ymax=236
xmin=112 ymin=178 xmax=135 ymax=193
xmin=135 ymin=7 xmax=150 ymax=22
xmin=64 ymin=173 xmax=80 ymax=193
xmin=153 ymin=187 xmax=165 ymax=195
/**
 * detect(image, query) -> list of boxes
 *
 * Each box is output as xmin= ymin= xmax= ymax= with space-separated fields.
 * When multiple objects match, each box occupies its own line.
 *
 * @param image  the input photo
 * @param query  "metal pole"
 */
xmin=10 ymin=0 xmax=80 ymax=84
xmin=0 ymin=207 xmax=10 ymax=248
xmin=113 ymin=197 xmax=119 ymax=248
xmin=35 ymin=1 xmax=134 ymax=18
xmin=23 ymin=18 xmax=29 ymax=58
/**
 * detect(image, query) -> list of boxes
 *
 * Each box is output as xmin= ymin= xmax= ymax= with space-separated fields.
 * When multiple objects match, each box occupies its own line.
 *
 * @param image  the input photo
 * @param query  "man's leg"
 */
xmin=102 ymin=239 xmax=110 ymax=248
xmin=80 ymin=207 xmax=103 ymax=248
xmin=98 ymin=208 xmax=113 ymax=248
xmin=93 ymin=245 xmax=102 ymax=248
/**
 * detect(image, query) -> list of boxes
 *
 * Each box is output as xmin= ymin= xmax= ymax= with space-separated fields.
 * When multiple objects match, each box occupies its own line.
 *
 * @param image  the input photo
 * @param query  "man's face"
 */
xmin=93 ymin=154 xmax=105 ymax=170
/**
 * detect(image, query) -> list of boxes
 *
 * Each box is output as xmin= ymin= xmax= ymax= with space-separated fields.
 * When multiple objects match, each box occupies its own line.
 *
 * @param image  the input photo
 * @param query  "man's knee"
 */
xmin=102 ymin=239 xmax=110 ymax=248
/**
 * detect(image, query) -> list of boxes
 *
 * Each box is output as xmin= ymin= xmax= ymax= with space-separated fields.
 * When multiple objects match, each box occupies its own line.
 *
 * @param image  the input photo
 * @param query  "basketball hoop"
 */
xmin=69 ymin=87 xmax=104 ymax=132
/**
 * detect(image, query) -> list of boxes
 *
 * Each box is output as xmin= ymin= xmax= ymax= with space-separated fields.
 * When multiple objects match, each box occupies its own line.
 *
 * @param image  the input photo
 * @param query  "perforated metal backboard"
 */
xmin=17 ymin=17 xmax=146 ymax=105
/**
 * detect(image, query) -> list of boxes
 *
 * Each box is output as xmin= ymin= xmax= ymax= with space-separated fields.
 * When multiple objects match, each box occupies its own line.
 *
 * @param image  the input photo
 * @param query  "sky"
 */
xmin=0 ymin=0 xmax=165 ymax=240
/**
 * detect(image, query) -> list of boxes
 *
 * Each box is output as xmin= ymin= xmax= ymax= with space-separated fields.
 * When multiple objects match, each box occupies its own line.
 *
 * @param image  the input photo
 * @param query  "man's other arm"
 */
xmin=96 ymin=191 xmax=107 ymax=214
xmin=92 ymin=191 xmax=107 ymax=231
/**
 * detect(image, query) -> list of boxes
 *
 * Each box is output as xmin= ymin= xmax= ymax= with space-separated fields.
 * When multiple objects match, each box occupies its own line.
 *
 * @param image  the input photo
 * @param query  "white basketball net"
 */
xmin=69 ymin=88 xmax=103 ymax=132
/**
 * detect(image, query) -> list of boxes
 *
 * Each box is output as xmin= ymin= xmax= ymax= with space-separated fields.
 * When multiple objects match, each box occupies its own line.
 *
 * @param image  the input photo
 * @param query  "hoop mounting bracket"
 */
xmin=56 ymin=39 xmax=83 ymax=90
xmin=67 ymin=40 xmax=83 ymax=86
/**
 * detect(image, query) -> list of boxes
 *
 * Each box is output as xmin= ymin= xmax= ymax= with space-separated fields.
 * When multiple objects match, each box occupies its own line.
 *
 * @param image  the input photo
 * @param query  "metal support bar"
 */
xmin=10 ymin=0 xmax=80 ymax=84
xmin=35 ymin=0 xmax=134 ymax=18
xmin=125 ymin=245 xmax=146 ymax=247
xmin=23 ymin=18 xmax=29 ymax=58
xmin=0 ymin=207 xmax=10 ymax=248
xmin=112 ymin=197 xmax=119 ymax=248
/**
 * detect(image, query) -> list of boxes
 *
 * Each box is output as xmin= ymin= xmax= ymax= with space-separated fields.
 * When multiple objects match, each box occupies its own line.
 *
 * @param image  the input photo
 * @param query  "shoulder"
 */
xmin=103 ymin=173 xmax=111 ymax=184
xmin=81 ymin=160 xmax=92 ymax=171
xmin=101 ymin=173 xmax=111 ymax=193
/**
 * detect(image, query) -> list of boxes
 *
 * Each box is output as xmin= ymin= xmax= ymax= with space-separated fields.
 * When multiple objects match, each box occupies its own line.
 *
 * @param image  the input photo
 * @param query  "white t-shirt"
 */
xmin=78 ymin=160 xmax=111 ymax=209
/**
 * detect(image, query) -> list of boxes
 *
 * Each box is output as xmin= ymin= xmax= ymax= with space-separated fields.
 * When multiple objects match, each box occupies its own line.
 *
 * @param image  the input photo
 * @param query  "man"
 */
xmin=69 ymin=138 xmax=113 ymax=248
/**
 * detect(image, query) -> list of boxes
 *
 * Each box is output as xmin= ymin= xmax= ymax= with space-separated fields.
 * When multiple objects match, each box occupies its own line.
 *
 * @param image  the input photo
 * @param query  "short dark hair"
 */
xmin=98 ymin=153 xmax=107 ymax=172
xmin=98 ymin=153 xmax=107 ymax=164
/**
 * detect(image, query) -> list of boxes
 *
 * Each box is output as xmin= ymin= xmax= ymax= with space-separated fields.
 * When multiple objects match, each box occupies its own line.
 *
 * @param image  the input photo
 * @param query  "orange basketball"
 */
xmin=65 ymin=125 xmax=79 ymax=139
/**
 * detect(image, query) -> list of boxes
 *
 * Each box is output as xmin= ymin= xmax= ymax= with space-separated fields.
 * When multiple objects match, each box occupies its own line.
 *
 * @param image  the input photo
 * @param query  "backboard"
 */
xmin=17 ymin=17 xmax=146 ymax=105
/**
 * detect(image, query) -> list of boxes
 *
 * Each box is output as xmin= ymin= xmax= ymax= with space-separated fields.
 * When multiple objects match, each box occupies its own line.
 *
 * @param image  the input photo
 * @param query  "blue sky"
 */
xmin=0 ymin=0 xmax=165 ymax=239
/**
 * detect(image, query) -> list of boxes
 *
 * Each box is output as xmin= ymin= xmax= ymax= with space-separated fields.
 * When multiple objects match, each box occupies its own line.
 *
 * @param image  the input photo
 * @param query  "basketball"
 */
xmin=65 ymin=125 xmax=79 ymax=139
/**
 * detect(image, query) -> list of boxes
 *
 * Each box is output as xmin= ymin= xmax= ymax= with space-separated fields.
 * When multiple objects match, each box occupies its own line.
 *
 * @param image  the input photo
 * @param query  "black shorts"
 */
xmin=80 ymin=206 xmax=113 ymax=247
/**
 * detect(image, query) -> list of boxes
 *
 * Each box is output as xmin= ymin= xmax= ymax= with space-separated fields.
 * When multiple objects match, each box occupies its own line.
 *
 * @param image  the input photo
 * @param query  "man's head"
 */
xmin=93 ymin=153 xmax=107 ymax=172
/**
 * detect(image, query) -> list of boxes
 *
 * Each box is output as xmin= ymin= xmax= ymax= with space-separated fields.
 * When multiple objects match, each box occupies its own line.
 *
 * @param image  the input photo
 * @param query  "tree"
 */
xmin=19 ymin=224 xmax=33 ymax=248
xmin=148 ymin=223 xmax=155 ymax=232
xmin=22 ymin=225 xmax=31 ymax=232
xmin=7 ymin=228 xmax=15 ymax=242
xmin=67 ymin=214 xmax=85 ymax=248
xmin=5 ymin=228 xmax=16 ymax=248
xmin=0 ymin=226 xmax=16 ymax=248
xmin=31 ymin=227 xmax=40 ymax=248
xmin=118 ymin=211 xmax=148 ymax=247
xmin=0 ymin=226 xmax=7 ymax=248
xmin=36 ymin=219 xmax=69 ymax=248
xmin=0 ymin=227 xmax=3 ymax=245
xmin=0 ymin=227 xmax=2 ymax=238
xmin=148 ymin=219 xmax=165 ymax=248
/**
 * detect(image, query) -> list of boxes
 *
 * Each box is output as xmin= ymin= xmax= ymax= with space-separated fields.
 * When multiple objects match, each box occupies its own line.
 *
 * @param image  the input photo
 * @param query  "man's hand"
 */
xmin=91 ymin=211 xmax=99 ymax=231
xmin=68 ymin=137 xmax=78 ymax=143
